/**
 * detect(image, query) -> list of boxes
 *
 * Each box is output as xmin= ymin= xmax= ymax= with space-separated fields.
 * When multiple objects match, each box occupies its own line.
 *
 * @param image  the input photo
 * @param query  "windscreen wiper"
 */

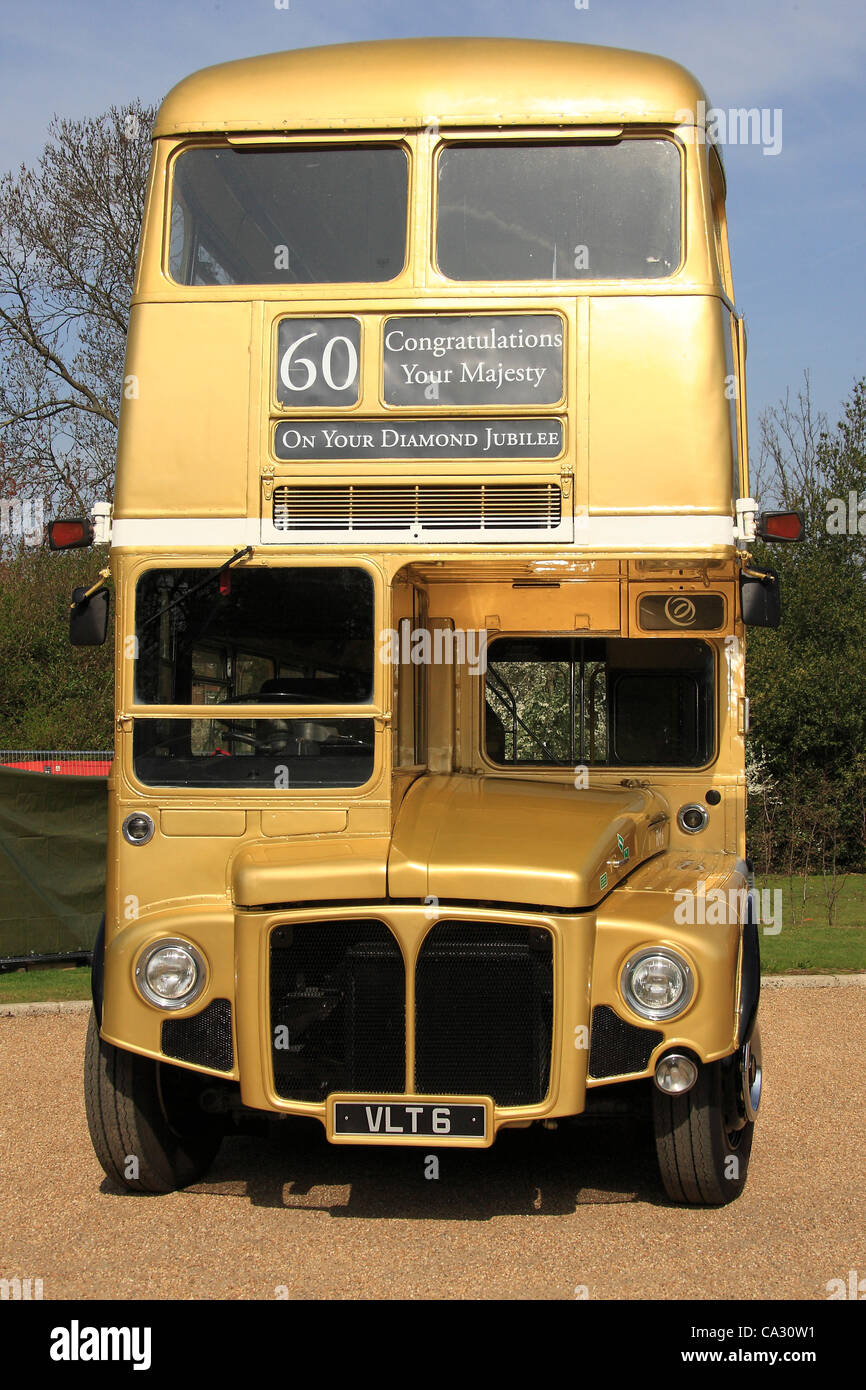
xmin=138 ymin=546 xmax=253 ymax=630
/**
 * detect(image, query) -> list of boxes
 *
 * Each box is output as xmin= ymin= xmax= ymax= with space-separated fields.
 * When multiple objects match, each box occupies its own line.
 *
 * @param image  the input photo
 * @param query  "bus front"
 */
xmin=67 ymin=39 xmax=790 ymax=1203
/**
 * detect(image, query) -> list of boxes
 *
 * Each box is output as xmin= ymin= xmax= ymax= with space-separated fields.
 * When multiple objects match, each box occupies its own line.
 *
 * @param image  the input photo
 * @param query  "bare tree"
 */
xmin=752 ymin=369 xmax=830 ymax=510
xmin=0 ymin=101 xmax=155 ymax=516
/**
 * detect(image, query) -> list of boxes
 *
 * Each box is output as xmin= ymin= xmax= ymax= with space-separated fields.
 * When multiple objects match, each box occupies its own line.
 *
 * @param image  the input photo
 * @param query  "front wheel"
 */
xmin=84 ymin=1011 xmax=224 ymax=1193
xmin=652 ymin=1029 xmax=761 ymax=1206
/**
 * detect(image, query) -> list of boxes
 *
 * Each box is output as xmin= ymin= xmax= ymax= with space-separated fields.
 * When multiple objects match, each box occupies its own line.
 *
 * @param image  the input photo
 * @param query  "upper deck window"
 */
xmin=168 ymin=145 xmax=408 ymax=285
xmin=437 ymin=139 xmax=680 ymax=281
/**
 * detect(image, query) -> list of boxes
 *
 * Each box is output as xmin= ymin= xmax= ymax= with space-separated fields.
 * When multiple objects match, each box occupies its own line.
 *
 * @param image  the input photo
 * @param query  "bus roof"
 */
xmin=154 ymin=37 xmax=708 ymax=137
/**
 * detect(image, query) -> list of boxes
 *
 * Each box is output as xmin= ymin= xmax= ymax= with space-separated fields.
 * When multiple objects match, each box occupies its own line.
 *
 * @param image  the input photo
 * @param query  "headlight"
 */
xmin=621 ymin=948 xmax=694 ymax=1021
xmin=135 ymin=939 xmax=206 ymax=1010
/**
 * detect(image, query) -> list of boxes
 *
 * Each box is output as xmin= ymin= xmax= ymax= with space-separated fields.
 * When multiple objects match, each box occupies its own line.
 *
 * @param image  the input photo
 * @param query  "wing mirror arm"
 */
xmin=734 ymin=501 xmax=804 ymax=545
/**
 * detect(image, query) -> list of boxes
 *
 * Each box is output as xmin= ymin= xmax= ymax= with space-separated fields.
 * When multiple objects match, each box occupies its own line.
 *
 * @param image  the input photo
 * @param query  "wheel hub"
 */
xmin=739 ymin=1031 xmax=762 ymax=1124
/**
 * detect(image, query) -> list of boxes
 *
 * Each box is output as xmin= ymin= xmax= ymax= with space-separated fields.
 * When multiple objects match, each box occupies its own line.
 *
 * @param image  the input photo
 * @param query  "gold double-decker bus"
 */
xmin=54 ymin=38 xmax=802 ymax=1203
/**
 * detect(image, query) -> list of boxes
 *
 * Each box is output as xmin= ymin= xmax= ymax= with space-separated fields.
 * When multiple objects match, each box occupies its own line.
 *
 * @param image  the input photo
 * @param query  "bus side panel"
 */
xmin=115 ymin=301 xmax=252 ymax=519
xmin=588 ymin=295 xmax=733 ymax=515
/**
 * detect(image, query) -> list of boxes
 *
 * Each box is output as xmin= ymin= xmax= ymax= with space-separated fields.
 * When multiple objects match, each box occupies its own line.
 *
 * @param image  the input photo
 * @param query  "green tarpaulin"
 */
xmin=0 ymin=766 xmax=106 ymax=960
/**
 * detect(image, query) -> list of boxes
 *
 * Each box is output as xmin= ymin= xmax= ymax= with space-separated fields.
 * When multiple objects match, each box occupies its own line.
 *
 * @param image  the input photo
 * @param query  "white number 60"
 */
xmin=279 ymin=331 xmax=357 ymax=393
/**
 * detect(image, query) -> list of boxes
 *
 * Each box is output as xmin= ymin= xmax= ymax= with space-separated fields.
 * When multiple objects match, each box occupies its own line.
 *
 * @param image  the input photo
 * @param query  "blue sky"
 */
xmin=2 ymin=0 xmax=864 ymax=438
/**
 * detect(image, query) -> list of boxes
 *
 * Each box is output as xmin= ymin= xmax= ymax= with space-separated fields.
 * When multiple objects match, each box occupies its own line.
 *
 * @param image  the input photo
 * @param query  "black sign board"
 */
xmin=274 ymin=417 xmax=563 ymax=461
xmin=639 ymin=593 xmax=726 ymax=631
xmin=275 ymin=318 xmax=361 ymax=408
xmin=382 ymin=314 xmax=565 ymax=406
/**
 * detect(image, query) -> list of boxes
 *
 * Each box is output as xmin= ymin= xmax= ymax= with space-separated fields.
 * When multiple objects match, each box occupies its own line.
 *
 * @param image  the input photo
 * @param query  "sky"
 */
xmin=1 ymin=0 xmax=864 ymax=441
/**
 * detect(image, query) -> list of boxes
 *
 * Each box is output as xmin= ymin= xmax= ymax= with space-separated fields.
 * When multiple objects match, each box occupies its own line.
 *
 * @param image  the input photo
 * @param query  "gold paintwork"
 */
xmin=102 ymin=38 xmax=754 ymax=1144
xmin=233 ymin=836 xmax=392 ymax=907
xmin=386 ymin=775 xmax=669 ymax=907
xmin=154 ymin=38 xmax=708 ymax=135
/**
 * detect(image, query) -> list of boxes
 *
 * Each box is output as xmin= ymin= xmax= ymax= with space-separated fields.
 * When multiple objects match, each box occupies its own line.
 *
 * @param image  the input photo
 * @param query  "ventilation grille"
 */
xmin=267 ymin=919 xmax=555 ymax=1107
xmin=269 ymin=921 xmax=405 ymax=1102
xmin=161 ymin=999 xmax=233 ymax=1073
xmin=272 ymin=483 xmax=563 ymax=533
xmin=587 ymin=1004 xmax=663 ymax=1079
xmin=415 ymin=923 xmax=554 ymax=1106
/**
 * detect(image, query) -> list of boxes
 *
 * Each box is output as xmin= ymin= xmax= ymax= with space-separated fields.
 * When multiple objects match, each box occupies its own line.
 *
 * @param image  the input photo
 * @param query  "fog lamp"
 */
xmin=621 ymin=949 xmax=694 ymax=1021
xmin=135 ymin=940 xmax=206 ymax=1010
xmin=654 ymin=1053 xmax=699 ymax=1094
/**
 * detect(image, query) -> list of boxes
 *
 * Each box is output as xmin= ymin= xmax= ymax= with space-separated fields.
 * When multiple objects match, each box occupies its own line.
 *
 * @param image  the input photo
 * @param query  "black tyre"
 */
xmin=84 ymin=1011 xmax=224 ymax=1193
xmin=652 ymin=1030 xmax=761 ymax=1206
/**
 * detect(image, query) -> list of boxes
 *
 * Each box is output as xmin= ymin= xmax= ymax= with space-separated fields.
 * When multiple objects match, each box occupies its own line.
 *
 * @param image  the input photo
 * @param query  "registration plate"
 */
xmin=330 ymin=1099 xmax=488 ymax=1142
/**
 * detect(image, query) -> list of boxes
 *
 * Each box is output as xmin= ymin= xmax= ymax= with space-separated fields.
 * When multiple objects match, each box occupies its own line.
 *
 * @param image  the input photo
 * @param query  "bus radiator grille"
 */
xmin=414 ymin=923 xmax=554 ymax=1106
xmin=161 ymin=998 xmax=234 ymax=1073
xmin=269 ymin=921 xmax=406 ymax=1102
xmin=587 ymin=1004 xmax=663 ymax=1079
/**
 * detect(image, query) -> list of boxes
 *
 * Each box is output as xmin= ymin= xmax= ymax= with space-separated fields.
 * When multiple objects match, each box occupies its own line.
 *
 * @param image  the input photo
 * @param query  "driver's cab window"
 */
xmin=485 ymin=638 xmax=607 ymax=765
xmin=485 ymin=637 xmax=713 ymax=768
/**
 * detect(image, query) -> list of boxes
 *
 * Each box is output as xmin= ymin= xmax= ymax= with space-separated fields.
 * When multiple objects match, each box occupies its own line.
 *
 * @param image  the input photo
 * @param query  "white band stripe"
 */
xmin=110 ymin=515 xmax=735 ymax=548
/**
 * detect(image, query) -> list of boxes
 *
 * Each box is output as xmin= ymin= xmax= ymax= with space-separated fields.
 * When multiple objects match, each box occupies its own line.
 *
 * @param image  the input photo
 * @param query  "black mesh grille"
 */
xmin=269 ymin=921 xmax=405 ymax=1101
xmin=587 ymin=1004 xmax=663 ymax=1079
xmin=161 ymin=998 xmax=233 ymax=1072
xmin=414 ymin=923 xmax=553 ymax=1106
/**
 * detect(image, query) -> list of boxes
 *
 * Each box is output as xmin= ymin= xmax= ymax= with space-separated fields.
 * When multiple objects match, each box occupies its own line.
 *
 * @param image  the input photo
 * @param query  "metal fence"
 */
xmin=0 ymin=750 xmax=114 ymax=777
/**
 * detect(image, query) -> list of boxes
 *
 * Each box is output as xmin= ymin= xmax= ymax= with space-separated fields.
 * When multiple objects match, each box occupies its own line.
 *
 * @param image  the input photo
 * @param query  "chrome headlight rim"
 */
xmin=134 ymin=937 xmax=208 ymax=1011
xmin=122 ymin=811 xmax=155 ymax=846
xmin=620 ymin=946 xmax=695 ymax=1022
xmin=677 ymin=802 xmax=709 ymax=835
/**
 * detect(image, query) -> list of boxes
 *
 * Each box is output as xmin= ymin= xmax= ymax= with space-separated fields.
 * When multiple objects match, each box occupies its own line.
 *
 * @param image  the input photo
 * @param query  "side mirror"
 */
xmin=740 ymin=566 xmax=780 ymax=628
xmin=70 ymin=587 xmax=110 ymax=646
xmin=48 ymin=517 xmax=95 ymax=550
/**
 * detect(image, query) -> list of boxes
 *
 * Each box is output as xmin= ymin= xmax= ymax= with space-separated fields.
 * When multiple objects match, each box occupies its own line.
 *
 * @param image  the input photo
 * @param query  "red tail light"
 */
xmin=48 ymin=518 xmax=95 ymax=550
xmin=756 ymin=510 xmax=804 ymax=542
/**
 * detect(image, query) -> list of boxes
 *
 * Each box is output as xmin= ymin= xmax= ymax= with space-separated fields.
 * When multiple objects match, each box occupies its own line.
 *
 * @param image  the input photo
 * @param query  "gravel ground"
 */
xmin=1 ymin=988 xmax=863 ymax=1301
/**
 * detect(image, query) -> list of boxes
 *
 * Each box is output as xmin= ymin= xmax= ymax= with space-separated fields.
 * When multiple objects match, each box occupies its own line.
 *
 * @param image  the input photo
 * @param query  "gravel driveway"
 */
xmin=1 ymin=984 xmax=863 ymax=1300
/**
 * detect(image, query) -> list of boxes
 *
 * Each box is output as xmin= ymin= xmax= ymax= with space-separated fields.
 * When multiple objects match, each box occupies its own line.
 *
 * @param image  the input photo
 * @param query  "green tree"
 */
xmin=746 ymin=375 xmax=866 ymax=874
xmin=0 ymin=546 xmax=114 ymax=749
